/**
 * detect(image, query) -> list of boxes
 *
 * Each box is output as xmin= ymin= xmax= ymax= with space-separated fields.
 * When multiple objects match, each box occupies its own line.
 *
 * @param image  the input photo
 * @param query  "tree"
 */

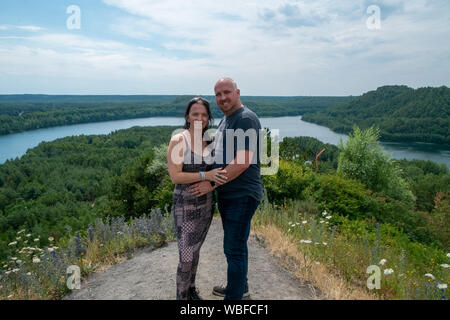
xmin=337 ymin=125 xmax=415 ymax=205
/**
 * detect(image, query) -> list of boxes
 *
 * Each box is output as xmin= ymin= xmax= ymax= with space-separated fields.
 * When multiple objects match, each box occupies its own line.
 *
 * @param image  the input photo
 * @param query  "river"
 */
xmin=1 ymin=116 xmax=449 ymax=168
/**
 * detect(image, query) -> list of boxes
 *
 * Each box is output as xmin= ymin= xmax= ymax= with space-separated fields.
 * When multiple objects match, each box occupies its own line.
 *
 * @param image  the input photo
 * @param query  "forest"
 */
xmin=0 ymin=124 xmax=448 ymax=299
xmin=302 ymin=85 xmax=450 ymax=145
xmin=0 ymin=95 xmax=353 ymax=136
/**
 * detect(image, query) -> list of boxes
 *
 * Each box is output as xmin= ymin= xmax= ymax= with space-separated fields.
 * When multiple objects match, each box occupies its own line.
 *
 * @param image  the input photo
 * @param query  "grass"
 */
xmin=251 ymin=197 xmax=449 ymax=300
xmin=0 ymin=209 xmax=176 ymax=300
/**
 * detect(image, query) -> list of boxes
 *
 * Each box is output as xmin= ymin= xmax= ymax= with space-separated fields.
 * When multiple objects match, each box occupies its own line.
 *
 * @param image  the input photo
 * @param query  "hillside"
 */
xmin=302 ymin=85 xmax=450 ymax=145
xmin=0 ymin=95 xmax=353 ymax=136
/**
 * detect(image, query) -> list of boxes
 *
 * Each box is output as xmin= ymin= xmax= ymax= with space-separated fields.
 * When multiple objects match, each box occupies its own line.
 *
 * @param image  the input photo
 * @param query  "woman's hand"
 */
xmin=205 ymin=168 xmax=228 ymax=186
xmin=188 ymin=181 xmax=214 ymax=197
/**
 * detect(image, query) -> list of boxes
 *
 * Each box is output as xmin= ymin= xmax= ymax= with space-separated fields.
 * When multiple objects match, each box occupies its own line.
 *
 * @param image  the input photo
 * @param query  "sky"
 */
xmin=0 ymin=0 xmax=449 ymax=96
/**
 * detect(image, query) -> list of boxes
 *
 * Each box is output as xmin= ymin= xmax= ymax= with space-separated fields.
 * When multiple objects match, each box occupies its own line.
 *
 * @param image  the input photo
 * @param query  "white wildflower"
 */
xmin=26 ymin=234 xmax=31 ymax=237
xmin=319 ymin=220 xmax=324 ymax=224
xmin=32 ymin=257 xmax=40 ymax=263
xmin=447 ymin=253 xmax=450 ymax=258
xmin=322 ymin=210 xmax=327 ymax=216
xmin=425 ymin=273 xmax=435 ymax=279
xmin=8 ymin=241 xmax=17 ymax=246
xmin=300 ymin=240 xmax=312 ymax=244
xmin=322 ymin=242 xmax=328 ymax=246
xmin=48 ymin=237 xmax=54 ymax=242
xmin=17 ymin=229 xmax=25 ymax=234
xmin=16 ymin=237 xmax=21 ymax=241
xmin=379 ymin=259 xmax=387 ymax=265
xmin=10 ymin=257 xmax=17 ymax=261
xmin=26 ymin=272 xmax=31 ymax=276
xmin=326 ymin=216 xmax=332 ymax=220
xmin=16 ymin=260 xmax=22 ymax=264
xmin=384 ymin=268 xmax=394 ymax=275
xmin=34 ymin=238 xmax=39 ymax=242
xmin=12 ymin=268 xmax=20 ymax=273
xmin=7 ymin=294 xmax=13 ymax=298
xmin=437 ymin=284 xmax=447 ymax=290
xmin=47 ymin=248 xmax=54 ymax=253
xmin=5 ymin=271 xmax=11 ymax=275
xmin=440 ymin=264 xmax=450 ymax=268
xmin=302 ymin=220 xmax=307 ymax=224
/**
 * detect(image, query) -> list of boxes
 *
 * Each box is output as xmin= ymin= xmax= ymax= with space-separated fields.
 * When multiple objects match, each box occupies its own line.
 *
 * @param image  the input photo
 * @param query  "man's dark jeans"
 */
xmin=218 ymin=195 xmax=260 ymax=300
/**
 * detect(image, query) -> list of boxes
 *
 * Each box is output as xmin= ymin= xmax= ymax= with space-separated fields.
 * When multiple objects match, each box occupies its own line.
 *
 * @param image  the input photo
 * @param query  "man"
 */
xmin=188 ymin=77 xmax=263 ymax=300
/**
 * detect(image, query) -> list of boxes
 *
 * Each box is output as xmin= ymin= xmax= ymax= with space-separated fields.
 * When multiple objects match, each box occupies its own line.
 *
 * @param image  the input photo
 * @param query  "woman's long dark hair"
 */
xmin=183 ymin=97 xmax=214 ymax=136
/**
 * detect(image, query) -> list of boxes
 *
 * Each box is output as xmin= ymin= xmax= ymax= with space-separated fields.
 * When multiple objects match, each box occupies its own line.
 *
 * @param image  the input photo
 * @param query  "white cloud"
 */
xmin=0 ymin=0 xmax=449 ymax=94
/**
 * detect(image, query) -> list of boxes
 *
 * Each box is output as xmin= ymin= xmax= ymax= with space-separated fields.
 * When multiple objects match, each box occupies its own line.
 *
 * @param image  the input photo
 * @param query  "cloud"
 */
xmin=0 ymin=0 xmax=449 ymax=95
xmin=0 ymin=25 xmax=44 ymax=32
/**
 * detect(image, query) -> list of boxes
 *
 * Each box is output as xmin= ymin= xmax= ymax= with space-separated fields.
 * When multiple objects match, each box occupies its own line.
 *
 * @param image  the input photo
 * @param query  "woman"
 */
xmin=167 ymin=97 xmax=227 ymax=300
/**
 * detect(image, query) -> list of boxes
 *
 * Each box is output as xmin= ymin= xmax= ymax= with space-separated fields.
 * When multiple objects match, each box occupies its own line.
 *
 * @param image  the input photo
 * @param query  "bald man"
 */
xmin=189 ymin=77 xmax=263 ymax=300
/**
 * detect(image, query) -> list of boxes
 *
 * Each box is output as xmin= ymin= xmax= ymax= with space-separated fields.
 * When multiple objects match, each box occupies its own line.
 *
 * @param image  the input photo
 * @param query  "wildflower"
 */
xmin=26 ymin=234 xmax=31 ymax=237
xmin=379 ymin=259 xmax=387 ymax=265
xmin=384 ymin=269 xmax=394 ymax=275
xmin=48 ymin=237 xmax=54 ymax=242
xmin=10 ymin=257 xmax=17 ymax=261
xmin=314 ymin=262 xmax=320 ymax=265
xmin=441 ymin=264 xmax=450 ymax=268
xmin=16 ymin=237 xmax=21 ymax=241
xmin=302 ymin=220 xmax=307 ymax=224
xmin=325 ymin=216 xmax=332 ymax=220
xmin=300 ymin=240 xmax=312 ymax=244
xmin=47 ymin=248 xmax=54 ymax=252
xmin=17 ymin=229 xmax=25 ymax=234
xmin=8 ymin=241 xmax=17 ymax=246
xmin=12 ymin=268 xmax=20 ymax=273
xmin=319 ymin=220 xmax=324 ymax=224
xmin=16 ymin=260 xmax=22 ymax=264
xmin=7 ymin=295 xmax=13 ymax=299
xmin=425 ymin=273 xmax=435 ymax=280
xmin=5 ymin=271 xmax=11 ymax=275
xmin=26 ymin=272 xmax=31 ymax=276
xmin=34 ymin=238 xmax=39 ymax=242
xmin=437 ymin=284 xmax=447 ymax=290
xmin=447 ymin=253 xmax=450 ymax=258
xmin=322 ymin=242 xmax=328 ymax=246
xmin=322 ymin=210 xmax=327 ymax=216
xmin=32 ymin=257 xmax=40 ymax=263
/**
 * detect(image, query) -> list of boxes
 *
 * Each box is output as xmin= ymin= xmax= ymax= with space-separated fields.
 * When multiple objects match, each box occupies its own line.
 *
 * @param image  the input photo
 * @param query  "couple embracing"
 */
xmin=167 ymin=77 xmax=263 ymax=300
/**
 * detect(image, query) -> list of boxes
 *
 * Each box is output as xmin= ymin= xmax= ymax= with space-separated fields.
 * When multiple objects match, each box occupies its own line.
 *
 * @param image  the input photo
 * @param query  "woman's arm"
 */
xmin=166 ymin=134 xmax=228 ymax=185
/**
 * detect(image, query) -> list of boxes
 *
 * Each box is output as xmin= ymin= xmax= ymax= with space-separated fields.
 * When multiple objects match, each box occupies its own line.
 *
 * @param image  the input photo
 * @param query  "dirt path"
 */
xmin=63 ymin=216 xmax=320 ymax=300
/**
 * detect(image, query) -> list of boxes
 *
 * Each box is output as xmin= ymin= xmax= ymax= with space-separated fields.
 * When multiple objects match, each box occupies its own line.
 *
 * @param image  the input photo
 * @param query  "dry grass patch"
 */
xmin=252 ymin=223 xmax=379 ymax=300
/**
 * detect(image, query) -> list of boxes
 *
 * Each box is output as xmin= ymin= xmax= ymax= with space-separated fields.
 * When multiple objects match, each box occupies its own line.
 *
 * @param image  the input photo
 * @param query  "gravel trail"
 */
xmin=63 ymin=216 xmax=320 ymax=300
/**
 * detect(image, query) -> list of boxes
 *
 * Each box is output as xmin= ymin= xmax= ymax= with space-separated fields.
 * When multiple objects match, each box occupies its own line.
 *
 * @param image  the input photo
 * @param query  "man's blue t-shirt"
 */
xmin=213 ymin=106 xmax=263 ymax=202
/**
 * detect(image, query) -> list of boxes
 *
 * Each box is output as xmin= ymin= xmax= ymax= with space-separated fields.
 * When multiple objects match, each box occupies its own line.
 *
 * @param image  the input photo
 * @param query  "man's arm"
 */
xmin=188 ymin=150 xmax=253 ymax=197
xmin=221 ymin=149 xmax=253 ymax=183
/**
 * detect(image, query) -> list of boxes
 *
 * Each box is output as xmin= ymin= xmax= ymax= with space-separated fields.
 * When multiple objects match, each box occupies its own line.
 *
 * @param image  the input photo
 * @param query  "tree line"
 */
xmin=302 ymin=85 xmax=450 ymax=145
xmin=0 ymin=95 xmax=352 ymax=136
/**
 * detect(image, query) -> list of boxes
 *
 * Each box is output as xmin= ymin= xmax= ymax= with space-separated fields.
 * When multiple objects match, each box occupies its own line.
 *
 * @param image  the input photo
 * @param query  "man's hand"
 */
xmin=188 ymin=181 xmax=214 ymax=197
